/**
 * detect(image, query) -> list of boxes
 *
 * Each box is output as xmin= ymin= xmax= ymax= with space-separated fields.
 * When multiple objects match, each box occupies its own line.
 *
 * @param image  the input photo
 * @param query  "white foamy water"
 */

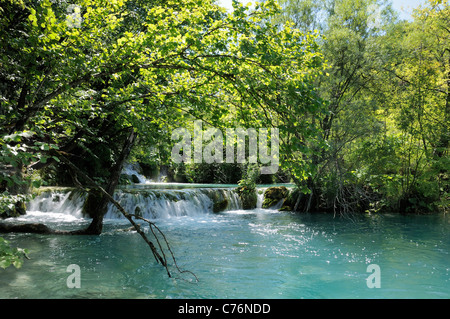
xmin=18 ymin=184 xmax=253 ymax=223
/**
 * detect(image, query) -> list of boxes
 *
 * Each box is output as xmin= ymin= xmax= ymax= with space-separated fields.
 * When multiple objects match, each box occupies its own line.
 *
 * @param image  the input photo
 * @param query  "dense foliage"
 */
xmin=0 ymin=0 xmax=325 ymax=189
xmin=0 ymin=0 xmax=448 ymax=267
xmin=1 ymin=0 xmax=325 ymax=265
xmin=273 ymin=0 xmax=449 ymax=215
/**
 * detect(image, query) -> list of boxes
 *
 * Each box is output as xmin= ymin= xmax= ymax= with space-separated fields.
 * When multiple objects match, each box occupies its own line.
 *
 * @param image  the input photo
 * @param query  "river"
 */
xmin=0 ymin=183 xmax=448 ymax=299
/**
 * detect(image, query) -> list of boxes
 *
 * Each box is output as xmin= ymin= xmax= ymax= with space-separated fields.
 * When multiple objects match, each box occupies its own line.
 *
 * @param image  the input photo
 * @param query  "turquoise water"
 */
xmin=1 ymin=209 xmax=448 ymax=299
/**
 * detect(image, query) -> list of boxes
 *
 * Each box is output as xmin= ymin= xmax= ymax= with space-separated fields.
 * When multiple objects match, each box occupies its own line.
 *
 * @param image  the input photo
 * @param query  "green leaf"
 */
xmin=32 ymin=180 xmax=42 ymax=188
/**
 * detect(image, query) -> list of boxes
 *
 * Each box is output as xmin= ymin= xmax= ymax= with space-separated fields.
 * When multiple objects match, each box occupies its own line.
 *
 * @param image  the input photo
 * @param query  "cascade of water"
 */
xmin=105 ymin=189 xmax=212 ymax=219
xmin=121 ymin=163 xmax=149 ymax=184
xmin=104 ymin=187 xmax=243 ymax=219
xmin=27 ymin=188 xmax=86 ymax=218
xmin=225 ymin=188 xmax=242 ymax=210
xmin=256 ymin=188 xmax=266 ymax=208
xmin=26 ymin=186 xmax=250 ymax=221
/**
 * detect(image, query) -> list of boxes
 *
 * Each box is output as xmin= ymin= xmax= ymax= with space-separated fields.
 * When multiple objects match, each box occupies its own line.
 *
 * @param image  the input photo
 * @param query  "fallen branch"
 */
xmin=129 ymin=214 xmax=199 ymax=282
xmin=0 ymin=223 xmax=55 ymax=234
xmin=0 ymin=150 xmax=197 ymax=280
xmin=56 ymin=153 xmax=196 ymax=280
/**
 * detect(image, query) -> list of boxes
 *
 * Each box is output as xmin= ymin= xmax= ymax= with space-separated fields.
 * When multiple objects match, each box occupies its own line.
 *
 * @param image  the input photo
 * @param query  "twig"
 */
xmin=56 ymin=152 xmax=197 ymax=280
xmin=130 ymin=214 xmax=199 ymax=283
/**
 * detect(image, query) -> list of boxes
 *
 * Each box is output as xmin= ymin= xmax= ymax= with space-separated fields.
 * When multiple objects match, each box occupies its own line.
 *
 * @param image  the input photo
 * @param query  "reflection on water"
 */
xmin=1 ymin=208 xmax=448 ymax=299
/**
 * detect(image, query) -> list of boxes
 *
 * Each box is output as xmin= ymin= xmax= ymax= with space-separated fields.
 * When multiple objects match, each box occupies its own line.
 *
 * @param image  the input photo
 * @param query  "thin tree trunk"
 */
xmin=0 ymin=148 xmax=194 ymax=279
xmin=0 ymin=128 xmax=137 ymax=235
xmin=57 ymin=152 xmax=198 ymax=279
xmin=81 ymin=128 xmax=137 ymax=235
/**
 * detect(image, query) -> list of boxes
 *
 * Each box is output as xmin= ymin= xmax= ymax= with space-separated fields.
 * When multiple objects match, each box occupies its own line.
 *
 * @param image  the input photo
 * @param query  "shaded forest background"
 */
xmin=1 ymin=0 xmax=448 ymax=223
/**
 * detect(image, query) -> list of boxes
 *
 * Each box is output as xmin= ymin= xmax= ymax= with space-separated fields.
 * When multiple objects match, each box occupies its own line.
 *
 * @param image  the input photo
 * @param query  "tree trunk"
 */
xmin=0 ymin=223 xmax=56 ymax=234
xmin=81 ymin=128 xmax=137 ymax=235
xmin=0 ymin=129 xmax=137 ymax=235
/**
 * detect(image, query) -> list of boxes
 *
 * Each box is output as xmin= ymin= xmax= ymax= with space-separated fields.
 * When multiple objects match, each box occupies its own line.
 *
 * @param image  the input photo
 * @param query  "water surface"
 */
xmin=1 ymin=207 xmax=448 ymax=299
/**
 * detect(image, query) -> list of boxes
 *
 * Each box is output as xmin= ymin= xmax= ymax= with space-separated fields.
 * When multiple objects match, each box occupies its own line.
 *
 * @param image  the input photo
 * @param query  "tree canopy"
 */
xmin=0 ymin=0 xmax=326 ymax=223
xmin=271 ymin=0 xmax=448 ymax=214
xmin=1 ymin=0 xmax=448 ymax=270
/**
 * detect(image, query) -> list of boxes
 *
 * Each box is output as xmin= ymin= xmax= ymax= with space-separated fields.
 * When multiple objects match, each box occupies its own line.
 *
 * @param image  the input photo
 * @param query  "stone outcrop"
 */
xmin=262 ymin=186 xmax=289 ymax=208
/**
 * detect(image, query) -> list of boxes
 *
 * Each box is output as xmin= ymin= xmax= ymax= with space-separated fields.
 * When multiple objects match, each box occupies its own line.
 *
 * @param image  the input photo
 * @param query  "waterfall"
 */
xmin=121 ymin=162 xmax=168 ymax=184
xmin=256 ymin=188 xmax=266 ymax=208
xmin=27 ymin=188 xmax=86 ymax=218
xmin=24 ymin=183 xmax=295 ymax=223
xmin=105 ymin=189 xmax=212 ymax=219
xmin=26 ymin=185 xmax=245 ymax=221
xmin=105 ymin=187 xmax=242 ymax=219
xmin=24 ymin=182 xmax=296 ymax=223
xmin=121 ymin=163 xmax=149 ymax=184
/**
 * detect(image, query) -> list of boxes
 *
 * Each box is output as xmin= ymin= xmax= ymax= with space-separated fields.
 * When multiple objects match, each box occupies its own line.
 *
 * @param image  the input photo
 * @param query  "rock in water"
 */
xmin=262 ymin=186 xmax=289 ymax=208
xmin=236 ymin=186 xmax=257 ymax=210
xmin=213 ymin=199 xmax=228 ymax=213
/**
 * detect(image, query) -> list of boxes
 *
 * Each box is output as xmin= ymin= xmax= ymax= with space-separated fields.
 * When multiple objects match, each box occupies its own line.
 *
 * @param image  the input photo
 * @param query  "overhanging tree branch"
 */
xmin=56 ymin=152 xmax=196 ymax=281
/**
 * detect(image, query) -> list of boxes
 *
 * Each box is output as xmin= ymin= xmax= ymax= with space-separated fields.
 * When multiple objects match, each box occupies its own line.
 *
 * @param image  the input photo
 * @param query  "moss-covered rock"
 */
xmin=134 ymin=206 xmax=143 ymax=217
xmin=213 ymin=199 xmax=229 ymax=213
xmin=241 ymin=192 xmax=257 ymax=209
xmin=1 ymin=200 xmax=27 ymax=219
xmin=131 ymin=174 xmax=141 ymax=183
xmin=281 ymin=188 xmax=302 ymax=211
xmin=262 ymin=186 xmax=289 ymax=208
xmin=236 ymin=186 xmax=257 ymax=210
xmin=208 ymin=189 xmax=230 ymax=213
